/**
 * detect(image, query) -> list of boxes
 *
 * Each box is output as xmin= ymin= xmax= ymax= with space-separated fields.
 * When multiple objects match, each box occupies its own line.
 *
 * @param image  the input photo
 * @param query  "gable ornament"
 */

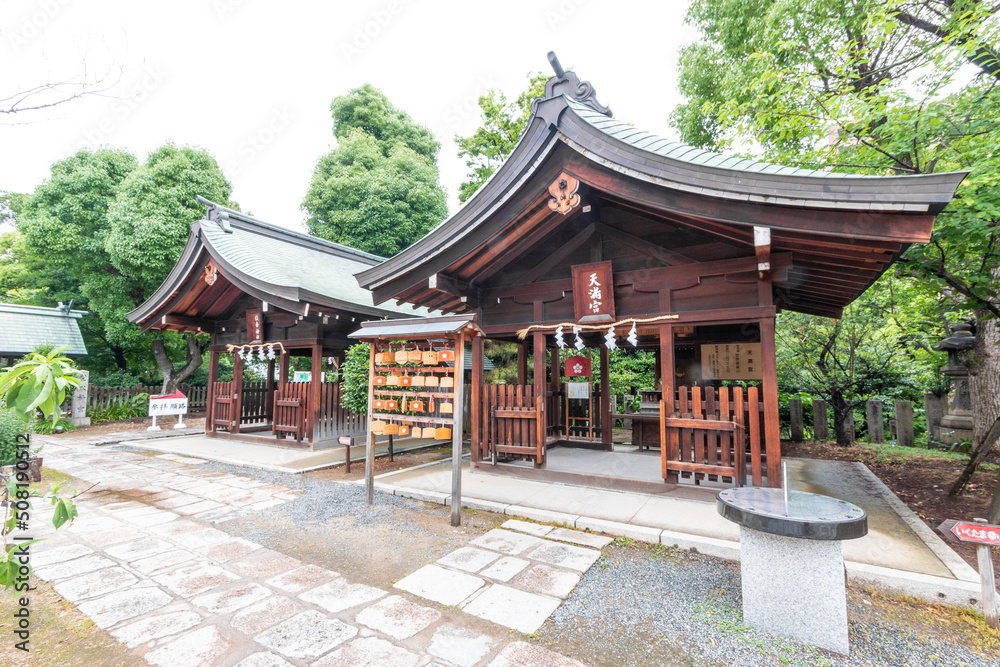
xmin=547 ymin=173 xmax=581 ymax=215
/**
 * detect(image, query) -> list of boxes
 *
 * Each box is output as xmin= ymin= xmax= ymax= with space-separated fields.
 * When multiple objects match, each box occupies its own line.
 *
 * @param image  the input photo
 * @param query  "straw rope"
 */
xmin=516 ymin=314 xmax=679 ymax=340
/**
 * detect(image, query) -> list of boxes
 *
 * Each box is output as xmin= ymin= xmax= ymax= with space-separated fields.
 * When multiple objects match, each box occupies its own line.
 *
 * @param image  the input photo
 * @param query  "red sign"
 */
xmin=565 ymin=356 xmax=591 ymax=377
xmin=571 ymin=261 xmax=615 ymax=324
xmin=246 ymin=308 xmax=263 ymax=344
xmin=939 ymin=519 xmax=1000 ymax=546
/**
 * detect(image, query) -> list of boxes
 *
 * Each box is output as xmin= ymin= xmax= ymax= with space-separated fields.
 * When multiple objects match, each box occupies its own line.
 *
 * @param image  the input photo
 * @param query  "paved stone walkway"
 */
xmin=395 ymin=521 xmax=609 ymax=634
xmin=26 ymin=438 xmax=588 ymax=666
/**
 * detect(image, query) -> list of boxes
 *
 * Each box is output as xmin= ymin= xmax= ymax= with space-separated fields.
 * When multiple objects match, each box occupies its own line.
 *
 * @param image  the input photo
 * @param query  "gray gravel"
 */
xmin=540 ymin=542 xmax=998 ymax=667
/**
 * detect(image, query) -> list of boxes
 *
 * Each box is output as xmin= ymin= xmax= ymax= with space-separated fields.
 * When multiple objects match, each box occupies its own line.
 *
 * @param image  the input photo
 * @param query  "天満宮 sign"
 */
xmin=572 ymin=261 xmax=615 ymax=324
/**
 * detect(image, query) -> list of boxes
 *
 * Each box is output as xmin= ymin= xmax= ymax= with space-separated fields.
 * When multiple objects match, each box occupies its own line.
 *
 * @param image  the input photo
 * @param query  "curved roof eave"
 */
xmin=126 ymin=222 xmax=206 ymax=324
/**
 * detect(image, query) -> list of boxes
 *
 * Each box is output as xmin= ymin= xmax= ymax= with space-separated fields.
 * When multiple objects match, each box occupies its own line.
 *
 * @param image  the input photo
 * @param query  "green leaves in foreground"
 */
xmin=0 ymin=346 xmax=83 ymax=425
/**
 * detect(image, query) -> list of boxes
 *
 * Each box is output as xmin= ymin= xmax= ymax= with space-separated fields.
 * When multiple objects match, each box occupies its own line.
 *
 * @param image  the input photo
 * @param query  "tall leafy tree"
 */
xmin=454 ymin=73 xmax=547 ymax=203
xmin=673 ymin=0 xmax=1000 ymax=480
xmin=106 ymin=143 xmax=233 ymax=392
xmin=304 ymin=85 xmax=447 ymax=256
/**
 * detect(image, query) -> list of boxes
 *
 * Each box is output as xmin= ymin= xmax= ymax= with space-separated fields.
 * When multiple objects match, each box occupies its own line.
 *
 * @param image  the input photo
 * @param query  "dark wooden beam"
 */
xmin=516 ymin=223 xmax=595 ymax=284
xmin=428 ymin=273 xmax=481 ymax=308
xmin=595 ymin=223 xmax=696 ymax=266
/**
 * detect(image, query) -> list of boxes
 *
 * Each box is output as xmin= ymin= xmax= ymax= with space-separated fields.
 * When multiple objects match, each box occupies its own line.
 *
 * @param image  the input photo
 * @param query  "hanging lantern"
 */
xmin=604 ymin=326 xmax=617 ymax=350
xmin=573 ymin=326 xmax=585 ymax=351
xmin=555 ymin=325 xmax=566 ymax=350
xmin=627 ymin=322 xmax=638 ymax=347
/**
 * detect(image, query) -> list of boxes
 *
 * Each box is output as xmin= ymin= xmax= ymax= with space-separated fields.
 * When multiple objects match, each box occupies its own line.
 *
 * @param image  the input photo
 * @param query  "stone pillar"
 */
xmin=894 ymin=401 xmax=914 ymax=447
xmin=70 ymin=370 xmax=91 ymax=427
xmin=813 ymin=399 xmax=829 ymax=441
xmin=924 ymin=392 xmax=944 ymax=439
xmin=789 ymin=398 xmax=804 ymax=442
xmin=866 ymin=401 xmax=884 ymax=444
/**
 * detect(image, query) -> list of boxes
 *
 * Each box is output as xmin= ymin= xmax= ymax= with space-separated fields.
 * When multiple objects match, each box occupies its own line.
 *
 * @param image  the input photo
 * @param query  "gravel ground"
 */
xmin=539 ymin=540 xmax=1000 ymax=667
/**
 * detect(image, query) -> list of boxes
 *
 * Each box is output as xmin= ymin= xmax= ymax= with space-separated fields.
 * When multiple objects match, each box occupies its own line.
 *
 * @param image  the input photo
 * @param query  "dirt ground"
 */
xmin=47 ymin=415 xmax=207 ymax=438
xmin=784 ymin=440 xmax=1000 ymax=574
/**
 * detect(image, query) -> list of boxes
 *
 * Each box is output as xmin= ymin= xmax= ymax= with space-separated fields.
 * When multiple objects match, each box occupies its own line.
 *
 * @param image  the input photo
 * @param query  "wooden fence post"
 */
xmin=813 ymin=399 xmax=829 ymax=441
xmin=867 ymin=400 xmax=885 ymax=443
xmin=895 ymin=400 xmax=914 ymax=447
xmin=789 ymin=398 xmax=804 ymax=442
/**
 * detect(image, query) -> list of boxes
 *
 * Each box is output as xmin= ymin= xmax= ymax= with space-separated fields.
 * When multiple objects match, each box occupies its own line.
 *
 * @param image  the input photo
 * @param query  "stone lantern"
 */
xmin=932 ymin=322 xmax=975 ymax=444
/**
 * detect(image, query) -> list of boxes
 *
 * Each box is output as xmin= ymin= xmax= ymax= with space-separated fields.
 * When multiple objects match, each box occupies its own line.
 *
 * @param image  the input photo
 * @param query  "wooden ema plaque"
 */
xmin=571 ymin=261 xmax=614 ymax=324
xmin=246 ymin=308 xmax=263 ymax=344
xmin=701 ymin=343 xmax=762 ymax=380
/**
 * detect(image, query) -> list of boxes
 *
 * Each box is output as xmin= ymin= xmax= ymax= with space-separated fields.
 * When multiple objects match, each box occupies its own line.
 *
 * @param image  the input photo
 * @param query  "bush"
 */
xmin=0 ymin=407 xmax=30 ymax=467
xmin=88 ymin=393 xmax=149 ymax=423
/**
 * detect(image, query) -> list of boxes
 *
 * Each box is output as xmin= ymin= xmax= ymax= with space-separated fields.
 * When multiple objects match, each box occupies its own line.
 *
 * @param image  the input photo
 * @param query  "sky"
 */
xmin=1 ymin=0 xmax=698 ymax=231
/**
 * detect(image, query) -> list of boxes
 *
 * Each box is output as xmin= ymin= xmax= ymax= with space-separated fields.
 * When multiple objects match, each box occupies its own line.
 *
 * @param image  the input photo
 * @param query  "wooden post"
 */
xmin=532 ymin=330 xmax=547 ymax=464
xmin=232 ymin=351 xmax=244 ymax=434
xmin=279 ymin=349 xmax=289 ymax=391
xmin=895 ymin=400 xmax=914 ymax=447
xmin=975 ymin=518 xmax=1000 ymax=629
xmin=517 ymin=342 xmax=528 ymax=385
xmin=265 ymin=357 xmax=275 ymax=424
xmin=205 ymin=350 xmax=219 ymax=435
xmin=600 ymin=345 xmax=611 ymax=450
xmin=759 ymin=316 xmax=782 ymax=487
xmin=550 ymin=345 xmax=561 ymax=438
xmin=867 ymin=400 xmax=885 ymax=443
xmin=451 ymin=333 xmax=467 ymax=526
xmin=310 ymin=344 xmax=322 ymax=444
xmin=789 ymin=398 xmax=804 ymax=442
xmin=471 ymin=335 xmax=484 ymax=463
xmin=365 ymin=343 xmax=376 ymax=505
xmin=659 ymin=323 xmax=676 ymax=483
xmin=813 ymin=399 xmax=829 ymax=441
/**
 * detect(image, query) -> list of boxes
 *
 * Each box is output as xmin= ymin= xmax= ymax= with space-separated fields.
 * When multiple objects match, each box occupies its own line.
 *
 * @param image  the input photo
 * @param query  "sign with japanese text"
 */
xmin=567 ymin=382 xmax=591 ymax=399
xmin=571 ymin=261 xmax=615 ymax=324
xmin=565 ymin=355 xmax=591 ymax=377
xmin=701 ymin=343 xmax=762 ymax=381
xmin=939 ymin=519 xmax=1000 ymax=546
xmin=246 ymin=308 xmax=263 ymax=344
xmin=149 ymin=390 xmax=188 ymax=416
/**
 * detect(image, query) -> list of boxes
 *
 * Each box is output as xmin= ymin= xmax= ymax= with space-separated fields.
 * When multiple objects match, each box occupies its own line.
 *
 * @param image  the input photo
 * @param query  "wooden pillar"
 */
xmin=451 ymin=333 xmax=467 ymax=526
xmin=278 ymin=349 xmax=289 ymax=391
xmin=265 ymin=357 xmax=275 ymax=423
xmin=600 ymin=345 xmax=611 ymax=450
xmin=471 ymin=335 xmax=484 ymax=463
xmin=205 ymin=349 xmax=219 ymax=434
xmin=232 ymin=351 xmax=244 ymax=434
xmin=517 ymin=342 xmax=528 ymax=385
xmin=310 ymin=344 xmax=322 ymax=444
xmin=550 ymin=346 xmax=561 ymax=438
xmin=659 ymin=323 xmax=676 ymax=483
xmin=760 ymin=316 xmax=782 ymax=487
xmin=365 ymin=342 xmax=376 ymax=505
xmin=654 ymin=347 xmax=662 ymax=388
xmin=532 ymin=332 xmax=546 ymax=456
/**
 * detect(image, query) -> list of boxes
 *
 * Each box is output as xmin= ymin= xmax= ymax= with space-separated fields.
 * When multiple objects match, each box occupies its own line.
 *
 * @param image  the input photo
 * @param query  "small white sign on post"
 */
xmin=567 ymin=382 xmax=591 ymax=399
xmin=148 ymin=390 xmax=189 ymax=431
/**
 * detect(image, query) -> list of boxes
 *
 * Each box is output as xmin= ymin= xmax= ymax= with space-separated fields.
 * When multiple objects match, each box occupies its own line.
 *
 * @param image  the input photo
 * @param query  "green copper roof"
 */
xmin=0 ymin=303 xmax=88 ymax=358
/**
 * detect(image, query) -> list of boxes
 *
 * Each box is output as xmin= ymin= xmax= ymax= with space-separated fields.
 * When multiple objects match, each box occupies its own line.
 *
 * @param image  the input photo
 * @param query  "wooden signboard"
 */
xmin=571 ymin=261 xmax=615 ymax=324
xmin=701 ymin=343 xmax=762 ymax=380
xmin=565 ymin=355 xmax=591 ymax=377
xmin=246 ymin=308 xmax=263 ymax=344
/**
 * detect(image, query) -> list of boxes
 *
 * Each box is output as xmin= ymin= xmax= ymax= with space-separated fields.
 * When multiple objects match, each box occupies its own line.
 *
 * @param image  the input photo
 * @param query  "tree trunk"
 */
xmin=152 ymin=335 xmax=204 ymax=394
xmin=830 ymin=392 xmax=855 ymax=446
xmin=111 ymin=344 xmax=128 ymax=371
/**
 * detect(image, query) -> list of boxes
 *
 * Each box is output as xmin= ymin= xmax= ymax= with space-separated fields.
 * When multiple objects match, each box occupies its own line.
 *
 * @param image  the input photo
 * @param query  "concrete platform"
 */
xmin=372 ymin=455 xmax=983 ymax=608
xmin=118 ymin=434 xmax=443 ymax=474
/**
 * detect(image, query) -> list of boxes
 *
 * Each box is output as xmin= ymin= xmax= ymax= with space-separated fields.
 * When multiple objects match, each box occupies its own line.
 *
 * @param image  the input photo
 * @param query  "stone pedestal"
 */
xmin=934 ymin=323 xmax=976 ymax=445
xmin=740 ymin=527 xmax=848 ymax=654
xmin=70 ymin=370 xmax=91 ymax=428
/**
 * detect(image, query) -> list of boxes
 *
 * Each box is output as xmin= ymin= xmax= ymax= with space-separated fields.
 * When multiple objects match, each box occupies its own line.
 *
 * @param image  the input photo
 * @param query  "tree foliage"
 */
xmin=454 ymin=73 xmax=548 ymax=204
xmin=304 ymin=85 xmax=447 ymax=257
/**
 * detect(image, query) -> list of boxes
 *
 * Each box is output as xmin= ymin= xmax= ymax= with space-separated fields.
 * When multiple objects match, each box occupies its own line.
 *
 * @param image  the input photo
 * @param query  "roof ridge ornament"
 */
xmin=544 ymin=51 xmax=611 ymax=117
xmin=195 ymin=194 xmax=234 ymax=233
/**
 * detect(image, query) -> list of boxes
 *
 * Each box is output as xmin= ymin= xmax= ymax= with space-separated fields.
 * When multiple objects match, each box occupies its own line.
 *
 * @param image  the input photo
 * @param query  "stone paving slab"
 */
xmin=31 ymin=435 xmax=590 ymax=667
xmin=462 ymin=584 xmax=562 ymax=635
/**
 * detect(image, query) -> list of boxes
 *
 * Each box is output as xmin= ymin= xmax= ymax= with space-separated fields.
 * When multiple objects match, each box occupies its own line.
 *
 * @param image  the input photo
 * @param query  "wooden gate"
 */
xmin=481 ymin=384 xmax=545 ymax=466
xmin=659 ymin=385 xmax=746 ymax=486
xmin=211 ymin=381 xmax=235 ymax=432
xmin=272 ymin=383 xmax=310 ymax=443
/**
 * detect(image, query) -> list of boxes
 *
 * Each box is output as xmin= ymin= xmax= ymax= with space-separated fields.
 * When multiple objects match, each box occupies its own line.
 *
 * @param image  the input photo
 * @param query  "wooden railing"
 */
xmin=211 ymin=381 xmax=235 ymax=431
xmin=481 ymin=384 xmax=545 ymax=465
xmin=87 ymin=384 xmax=209 ymax=411
xmin=316 ymin=383 xmax=366 ymax=441
xmin=240 ymin=381 xmax=269 ymax=426
xmin=273 ymin=383 xmax=309 ymax=442
xmin=660 ymin=386 xmax=749 ymax=486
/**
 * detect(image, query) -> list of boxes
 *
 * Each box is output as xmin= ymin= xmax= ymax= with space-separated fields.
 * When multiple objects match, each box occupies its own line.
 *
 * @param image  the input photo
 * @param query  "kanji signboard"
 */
xmin=939 ymin=519 xmax=1000 ymax=546
xmin=571 ymin=261 xmax=615 ymax=324
xmin=701 ymin=343 xmax=762 ymax=381
xmin=246 ymin=308 xmax=263 ymax=344
xmin=149 ymin=390 xmax=188 ymax=416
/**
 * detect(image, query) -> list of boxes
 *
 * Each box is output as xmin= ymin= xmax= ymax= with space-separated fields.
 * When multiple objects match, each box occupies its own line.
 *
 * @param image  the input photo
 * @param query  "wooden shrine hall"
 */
xmin=355 ymin=53 xmax=963 ymax=490
xmin=128 ymin=198 xmax=425 ymax=449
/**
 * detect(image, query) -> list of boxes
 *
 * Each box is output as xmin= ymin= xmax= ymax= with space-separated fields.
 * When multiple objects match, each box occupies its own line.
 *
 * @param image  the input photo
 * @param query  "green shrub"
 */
xmin=0 ymin=407 xmax=30 ymax=467
xmin=88 ymin=392 xmax=150 ymax=423
xmin=32 ymin=417 xmax=74 ymax=435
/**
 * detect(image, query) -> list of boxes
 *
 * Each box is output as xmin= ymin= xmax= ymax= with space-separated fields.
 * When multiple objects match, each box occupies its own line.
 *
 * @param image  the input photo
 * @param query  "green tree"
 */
xmin=105 ymin=143 xmax=233 ymax=392
xmin=454 ymin=73 xmax=547 ymax=204
xmin=340 ymin=343 xmax=370 ymax=415
xmin=673 ymin=0 xmax=1000 ymax=474
xmin=303 ymin=85 xmax=447 ymax=257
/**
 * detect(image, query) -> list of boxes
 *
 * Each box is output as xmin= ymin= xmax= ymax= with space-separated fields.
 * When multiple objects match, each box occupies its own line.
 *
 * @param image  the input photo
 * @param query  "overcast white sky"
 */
xmin=2 ymin=0 xmax=697 ymax=230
